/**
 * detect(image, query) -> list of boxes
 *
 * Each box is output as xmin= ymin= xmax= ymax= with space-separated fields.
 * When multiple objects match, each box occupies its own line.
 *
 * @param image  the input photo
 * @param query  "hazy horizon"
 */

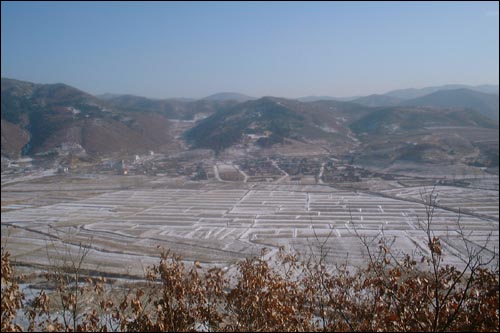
xmin=2 ymin=1 xmax=498 ymax=99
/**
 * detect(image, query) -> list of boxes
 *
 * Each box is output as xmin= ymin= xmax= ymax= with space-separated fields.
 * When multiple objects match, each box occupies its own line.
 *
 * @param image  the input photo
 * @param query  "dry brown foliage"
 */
xmin=1 ymin=248 xmax=24 ymax=332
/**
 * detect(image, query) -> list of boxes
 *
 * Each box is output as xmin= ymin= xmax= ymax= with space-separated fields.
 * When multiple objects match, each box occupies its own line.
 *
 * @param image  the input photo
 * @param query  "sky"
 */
xmin=1 ymin=1 xmax=499 ymax=99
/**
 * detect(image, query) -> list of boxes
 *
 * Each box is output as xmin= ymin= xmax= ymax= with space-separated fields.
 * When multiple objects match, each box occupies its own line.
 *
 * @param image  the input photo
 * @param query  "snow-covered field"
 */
xmin=2 ymin=176 xmax=498 ymax=277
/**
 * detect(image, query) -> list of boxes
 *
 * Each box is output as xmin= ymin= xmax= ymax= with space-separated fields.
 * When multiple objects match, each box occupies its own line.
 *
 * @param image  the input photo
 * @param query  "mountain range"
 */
xmin=298 ymin=84 xmax=498 ymax=103
xmin=1 ymin=78 xmax=498 ymax=169
xmin=350 ymin=88 xmax=499 ymax=121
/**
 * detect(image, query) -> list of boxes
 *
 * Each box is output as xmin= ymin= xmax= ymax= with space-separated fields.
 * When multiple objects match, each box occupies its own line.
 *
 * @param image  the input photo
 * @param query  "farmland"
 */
xmin=2 ymin=170 xmax=498 ymax=278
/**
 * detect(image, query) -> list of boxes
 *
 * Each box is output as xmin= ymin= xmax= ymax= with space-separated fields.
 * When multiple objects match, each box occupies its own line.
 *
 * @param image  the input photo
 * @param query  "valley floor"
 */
xmin=2 ymin=169 xmax=498 ymax=279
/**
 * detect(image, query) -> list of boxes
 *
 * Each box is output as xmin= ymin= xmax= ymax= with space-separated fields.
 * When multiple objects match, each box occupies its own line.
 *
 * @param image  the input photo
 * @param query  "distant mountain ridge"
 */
xmin=201 ymin=92 xmax=256 ymax=102
xmin=297 ymin=96 xmax=361 ymax=102
xmin=400 ymin=89 xmax=499 ymax=121
xmin=350 ymin=94 xmax=403 ymax=107
xmin=297 ymin=84 xmax=499 ymax=105
xmin=384 ymin=84 xmax=499 ymax=99
xmin=101 ymin=94 xmax=238 ymax=120
xmin=347 ymin=87 xmax=499 ymax=121
xmin=98 ymin=93 xmax=196 ymax=103
xmin=98 ymin=83 xmax=499 ymax=110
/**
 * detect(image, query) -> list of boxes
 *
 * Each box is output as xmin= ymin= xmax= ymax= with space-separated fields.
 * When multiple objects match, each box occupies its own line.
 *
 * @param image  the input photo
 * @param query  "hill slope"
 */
xmin=349 ymin=107 xmax=498 ymax=135
xmin=184 ymin=97 xmax=367 ymax=153
xmin=349 ymin=106 xmax=499 ymax=168
xmin=1 ymin=78 xmax=176 ymax=158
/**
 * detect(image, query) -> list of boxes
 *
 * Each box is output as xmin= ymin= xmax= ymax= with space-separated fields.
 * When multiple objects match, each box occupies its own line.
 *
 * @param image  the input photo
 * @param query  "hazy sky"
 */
xmin=1 ymin=1 xmax=499 ymax=99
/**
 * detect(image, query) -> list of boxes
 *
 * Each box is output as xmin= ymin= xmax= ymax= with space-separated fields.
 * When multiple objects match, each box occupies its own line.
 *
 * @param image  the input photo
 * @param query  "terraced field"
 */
xmin=2 ymin=176 xmax=498 ymax=277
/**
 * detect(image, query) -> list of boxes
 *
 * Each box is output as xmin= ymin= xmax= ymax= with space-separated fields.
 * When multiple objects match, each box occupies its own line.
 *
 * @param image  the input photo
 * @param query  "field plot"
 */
xmin=381 ymin=184 xmax=499 ymax=219
xmin=215 ymin=164 xmax=245 ymax=181
xmin=2 ymin=177 xmax=498 ymax=277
